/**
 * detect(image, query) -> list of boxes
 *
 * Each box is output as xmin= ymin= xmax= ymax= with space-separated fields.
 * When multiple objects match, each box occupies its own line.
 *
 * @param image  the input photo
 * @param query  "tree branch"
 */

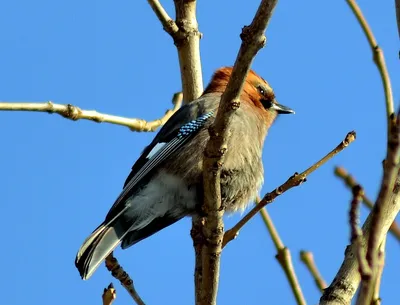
xmin=147 ymin=0 xmax=204 ymax=302
xmin=200 ymin=1 xmax=279 ymax=304
xmin=105 ymin=253 xmax=146 ymax=305
xmin=372 ymin=238 xmax=386 ymax=305
xmin=319 ymin=3 xmax=397 ymax=304
xmin=147 ymin=0 xmax=203 ymax=103
xmin=300 ymin=251 xmax=327 ymax=293
xmin=349 ymin=185 xmax=371 ymax=285
xmin=346 ymin=0 xmax=394 ymax=136
xmin=173 ymin=0 xmax=204 ymax=103
xmin=147 ymin=0 xmax=180 ymax=38
xmin=0 ymin=92 xmax=182 ymax=132
xmin=259 ymin=204 xmax=306 ymax=305
xmin=334 ymin=166 xmax=400 ymax=242
xmin=102 ymin=283 xmax=117 ymax=305
xmin=320 ymin=114 xmax=400 ymax=305
xmin=223 ymin=131 xmax=356 ymax=247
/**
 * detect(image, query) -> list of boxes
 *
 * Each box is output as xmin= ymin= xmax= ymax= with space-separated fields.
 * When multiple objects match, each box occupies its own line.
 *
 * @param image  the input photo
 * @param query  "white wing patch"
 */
xmin=146 ymin=142 xmax=166 ymax=159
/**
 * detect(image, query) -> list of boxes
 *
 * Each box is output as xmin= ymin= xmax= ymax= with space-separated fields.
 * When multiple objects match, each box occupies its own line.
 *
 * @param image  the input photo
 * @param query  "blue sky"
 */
xmin=0 ymin=1 xmax=399 ymax=304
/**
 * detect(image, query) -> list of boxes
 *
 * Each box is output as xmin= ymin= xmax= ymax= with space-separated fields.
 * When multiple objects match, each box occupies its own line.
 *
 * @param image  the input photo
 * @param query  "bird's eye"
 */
xmin=257 ymin=85 xmax=266 ymax=96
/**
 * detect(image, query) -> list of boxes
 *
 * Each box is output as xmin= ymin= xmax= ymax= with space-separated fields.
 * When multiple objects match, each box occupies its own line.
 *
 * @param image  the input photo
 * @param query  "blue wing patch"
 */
xmin=177 ymin=111 xmax=214 ymax=138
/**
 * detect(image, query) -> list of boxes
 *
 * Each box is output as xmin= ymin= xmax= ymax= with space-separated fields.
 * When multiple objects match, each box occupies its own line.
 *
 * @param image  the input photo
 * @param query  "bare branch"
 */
xmin=259 ymin=205 xmax=307 ymax=305
xmin=346 ymin=0 xmax=394 ymax=135
xmin=300 ymin=251 xmax=327 ymax=293
xmin=102 ymin=283 xmax=117 ymax=305
xmin=200 ymin=1 xmax=279 ymax=304
xmin=0 ymin=92 xmax=182 ymax=132
xmin=372 ymin=238 xmax=386 ymax=305
xmin=105 ymin=253 xmax=146 ymax=305
xmin=319 ymin=4 xmax=397 ymax=303
xmin=334 ymin=166 xmax=400 ymax=242
xmin=190 ymin=216 xmax=204 ymax=304
xmin=174 ymin=0 xmax=203 ymax=102
xmin=148 ymin=0 xmax=206 ymax=302
xmin=349 ymin=185 xmax=371 ymax=286
xmin=223 ymin=131 xmax=356 ymax=247
xmin=147 ymin=0 xmax=179 ymax=38
xmin=147 ymin=0 xmax=203 ymax=102
xmin=320 ymin=122 xmax=400 ymax=304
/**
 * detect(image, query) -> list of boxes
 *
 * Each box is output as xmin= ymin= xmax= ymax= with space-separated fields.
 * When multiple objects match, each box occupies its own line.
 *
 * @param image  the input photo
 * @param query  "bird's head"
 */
xmin=204 ymin=67 xmax=294 ymax=126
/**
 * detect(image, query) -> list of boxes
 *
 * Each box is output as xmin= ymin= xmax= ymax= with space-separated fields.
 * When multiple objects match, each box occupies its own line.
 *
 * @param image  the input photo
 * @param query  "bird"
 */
xmin=75 ymin=66 xmax=294 ymax=280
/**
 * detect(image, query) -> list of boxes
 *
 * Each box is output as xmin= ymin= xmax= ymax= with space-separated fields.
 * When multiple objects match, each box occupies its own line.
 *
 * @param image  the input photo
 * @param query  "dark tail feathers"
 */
xmin=75 ymin=223 xmax=121 ymax=280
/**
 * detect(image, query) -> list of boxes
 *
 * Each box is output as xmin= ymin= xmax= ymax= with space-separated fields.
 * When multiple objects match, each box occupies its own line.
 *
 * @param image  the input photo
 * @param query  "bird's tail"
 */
xmin=75 ymin=222 xmax=124 ymax=280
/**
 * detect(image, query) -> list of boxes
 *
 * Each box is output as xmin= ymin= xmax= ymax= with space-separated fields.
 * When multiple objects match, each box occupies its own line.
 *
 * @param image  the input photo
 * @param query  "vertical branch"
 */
xmin=372 ymin=238 xmax=386 ymax=305
xmin=201 ymin=1 xmax=279 ymax=304
xmin=320 ymin=2 xmax=397 ymax=304
xmin=174 ymin=0 xmax=203 ymax=103
xmin=146 ymin=1 xmax=204 ymax=302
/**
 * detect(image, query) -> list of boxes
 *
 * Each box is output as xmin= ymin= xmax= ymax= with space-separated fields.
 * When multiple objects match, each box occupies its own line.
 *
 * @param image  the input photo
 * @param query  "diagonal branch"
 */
xmin=300 ymin=251 xmax=327 ymax=293
xmin=334 ymin=166 xmax=400 ymax=242
xmin=0 ymin=92 xmax=182 ymax=132
xmin=259 ymin=204 xmax=307 ymax=305
xmin=223 ymin=131 xmax=356 ymax=247
xmin=201 ymin=1 xmax=279 ymax=304
xmin=147 ymin=0 xmax=179 ymax=38
xmin=105 ymin=253 xmax=146 ymax=305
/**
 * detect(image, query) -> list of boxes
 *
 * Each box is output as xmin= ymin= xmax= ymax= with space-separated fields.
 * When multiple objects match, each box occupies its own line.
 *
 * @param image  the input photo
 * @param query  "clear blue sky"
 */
xmin=0 ymin=1 xmax=398 ymax=304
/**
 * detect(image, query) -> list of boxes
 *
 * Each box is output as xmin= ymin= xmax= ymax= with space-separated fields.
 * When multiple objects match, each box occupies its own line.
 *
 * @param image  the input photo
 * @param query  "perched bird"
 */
xmin=75 ymin=67 xmax=294 ymax=279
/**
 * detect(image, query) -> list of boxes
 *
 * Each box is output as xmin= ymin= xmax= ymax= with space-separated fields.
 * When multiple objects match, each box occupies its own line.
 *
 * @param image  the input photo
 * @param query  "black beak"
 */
xmin=271 ymin=100 xmax=295 ymax=114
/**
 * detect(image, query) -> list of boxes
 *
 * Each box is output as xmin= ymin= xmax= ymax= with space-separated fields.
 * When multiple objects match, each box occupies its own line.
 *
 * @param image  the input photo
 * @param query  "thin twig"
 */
xmin=0 ymin=92 xmax=182 ymax=132
xmin=223 ymin=131 xmax=356 ymax=247
xmin=259 ymin=204 xmax=307 ymax=305
xmin=105 ymin=253 xmax=146 ymax=305
xmin=300 ymin=251 xmax=327 ymax=293
xmin=147 ymin=0 xmax=179 ymax=38
xmin=334 ymin=166 xmax=400 ymax=242
xmin=346 ymin=0 xmax=394 ymax=136
xmin=200 ymin=1 xmax=279 ymax=304
xmin=102 ymin=283 xmax=117 ymax=305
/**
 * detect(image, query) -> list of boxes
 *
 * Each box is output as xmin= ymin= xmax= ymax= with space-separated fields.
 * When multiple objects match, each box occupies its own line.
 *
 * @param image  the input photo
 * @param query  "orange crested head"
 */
xmin=203 ymin=66 xmax=294 ymax=117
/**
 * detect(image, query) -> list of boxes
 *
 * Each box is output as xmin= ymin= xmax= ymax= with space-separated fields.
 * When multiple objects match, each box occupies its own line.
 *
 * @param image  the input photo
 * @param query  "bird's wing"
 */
xmin=104 ymin=102 xmax=215 ymax=225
